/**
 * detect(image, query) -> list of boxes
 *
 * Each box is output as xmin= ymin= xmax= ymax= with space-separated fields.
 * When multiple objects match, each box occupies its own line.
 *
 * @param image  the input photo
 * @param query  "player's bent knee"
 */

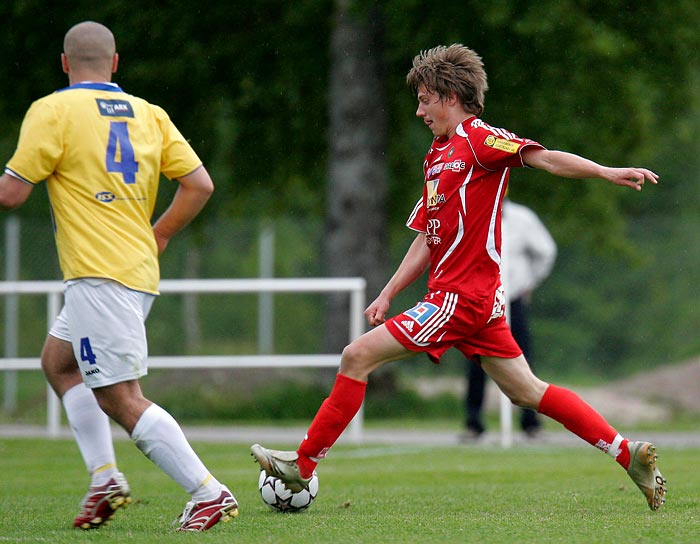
xmin=340 ymin=342 xmax=363 ymax=370
xmin=505 ymin=387 xmax=546 ymax=410
xmin=339 ymin=342 xmax=375 ymax=379
xmin=509 ymin=396 xmax=536 ymax=410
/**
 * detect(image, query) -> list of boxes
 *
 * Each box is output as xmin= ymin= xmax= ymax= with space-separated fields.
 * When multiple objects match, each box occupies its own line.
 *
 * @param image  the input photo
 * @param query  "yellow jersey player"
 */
xmin=0 ymin=21 xmax=238 ymax=531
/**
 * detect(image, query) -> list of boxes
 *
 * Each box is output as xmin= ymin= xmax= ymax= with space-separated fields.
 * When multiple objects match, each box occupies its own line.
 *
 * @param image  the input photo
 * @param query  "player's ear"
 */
xmin=61 ymin=53 xmax=70 ymax=74
xmin=111 ymin=53 xmax=119 ymax=74
xmin=446 ymin=92 xmax=460 ymax=107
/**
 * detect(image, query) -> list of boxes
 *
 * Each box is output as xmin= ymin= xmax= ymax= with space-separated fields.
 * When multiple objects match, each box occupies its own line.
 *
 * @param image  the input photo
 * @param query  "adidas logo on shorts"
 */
xmin=401 ymin=320 xmax=414 ymax=332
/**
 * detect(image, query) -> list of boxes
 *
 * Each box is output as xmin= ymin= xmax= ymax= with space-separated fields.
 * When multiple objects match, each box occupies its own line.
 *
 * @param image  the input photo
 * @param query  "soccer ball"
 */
xmin=257 ymin=469 xmax=319 ymax=513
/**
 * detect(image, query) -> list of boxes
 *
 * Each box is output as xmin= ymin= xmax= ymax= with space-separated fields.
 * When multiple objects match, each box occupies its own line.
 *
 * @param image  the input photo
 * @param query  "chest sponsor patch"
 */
xmin=426 ymin=180 xmax=445 ymax=207
xmin=96 ymin=98 xmax=134 ymax=118
xmin=484 ymin=135 xmax=520 ymax=154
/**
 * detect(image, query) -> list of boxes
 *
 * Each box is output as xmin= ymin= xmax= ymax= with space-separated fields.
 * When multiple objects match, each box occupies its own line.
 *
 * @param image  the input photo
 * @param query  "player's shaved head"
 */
xmin=63 ymin=21 xmax=115 ymax=71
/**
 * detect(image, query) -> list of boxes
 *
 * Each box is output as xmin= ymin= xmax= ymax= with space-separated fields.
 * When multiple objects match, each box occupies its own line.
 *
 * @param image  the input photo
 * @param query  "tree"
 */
xmin=323 ymin=0 xmax=388 ymax=352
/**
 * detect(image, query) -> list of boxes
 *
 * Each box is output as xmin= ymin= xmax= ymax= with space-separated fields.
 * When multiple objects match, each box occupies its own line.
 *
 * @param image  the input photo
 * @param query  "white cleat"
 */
xmin=250 ymin=443 xmax=311 ymax=493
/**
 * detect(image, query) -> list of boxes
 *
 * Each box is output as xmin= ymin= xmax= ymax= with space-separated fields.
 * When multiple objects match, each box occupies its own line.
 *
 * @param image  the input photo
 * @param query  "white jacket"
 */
xmin=501 ymin=200 xmax=557 ymax=301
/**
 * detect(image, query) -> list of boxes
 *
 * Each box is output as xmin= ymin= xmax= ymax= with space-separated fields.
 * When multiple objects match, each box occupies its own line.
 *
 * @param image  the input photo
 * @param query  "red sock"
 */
xmin=296 ymin=373 xmax=367 ymax=478
xmin=538 ymin=384 xmax=630 ymax=468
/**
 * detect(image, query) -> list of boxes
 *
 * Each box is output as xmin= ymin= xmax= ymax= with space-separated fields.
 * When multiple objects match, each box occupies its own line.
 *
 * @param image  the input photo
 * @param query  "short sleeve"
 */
xmin=152 ymin=105 xmax=202 ymax=180
xmin=405 ymin=196 xmax=426 ymax=232
xmin=466 ymin=122 xmax=544 ymax=171
xmin=6 ymin=99 xmax=63 ymax=184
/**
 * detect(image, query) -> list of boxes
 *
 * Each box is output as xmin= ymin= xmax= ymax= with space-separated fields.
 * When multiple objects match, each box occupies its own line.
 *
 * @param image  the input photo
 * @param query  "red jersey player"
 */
xmin=252 ymin=44 xmax=666 ymax=512
xmin=389 ymin=120 xmax=544 ymax=362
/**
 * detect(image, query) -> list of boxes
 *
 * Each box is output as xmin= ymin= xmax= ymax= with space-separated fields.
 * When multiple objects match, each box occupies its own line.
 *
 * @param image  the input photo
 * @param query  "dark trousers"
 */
xmin=465 ymin=297 xmax=540 ymax=432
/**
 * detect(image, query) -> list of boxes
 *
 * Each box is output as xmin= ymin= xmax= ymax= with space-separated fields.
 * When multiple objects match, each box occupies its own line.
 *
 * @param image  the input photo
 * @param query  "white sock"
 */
xmin=62 ymin=383 xmax=118 ymax=487
xmin=131 ymin=403 xmax=222 ymax=501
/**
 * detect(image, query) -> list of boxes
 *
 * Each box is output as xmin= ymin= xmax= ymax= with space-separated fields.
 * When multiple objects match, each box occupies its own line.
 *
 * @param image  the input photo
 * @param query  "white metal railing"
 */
xmin=0 ymin=278 xmax=366 ymax=439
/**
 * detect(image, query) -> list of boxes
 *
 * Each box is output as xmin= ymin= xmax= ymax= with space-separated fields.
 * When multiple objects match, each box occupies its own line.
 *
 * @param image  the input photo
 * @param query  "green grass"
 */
xmin=1 ymin=438 xmax=698 ymax=543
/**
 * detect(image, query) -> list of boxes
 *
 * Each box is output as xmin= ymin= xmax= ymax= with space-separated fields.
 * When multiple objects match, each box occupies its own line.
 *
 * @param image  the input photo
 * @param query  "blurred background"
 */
xmin=1 ymin=0 xmax=699 ymax=430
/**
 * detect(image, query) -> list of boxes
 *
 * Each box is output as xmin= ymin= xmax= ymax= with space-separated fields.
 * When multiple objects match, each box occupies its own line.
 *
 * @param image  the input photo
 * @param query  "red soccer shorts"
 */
xmin=385 ymin=288 xmax=522 ymax=363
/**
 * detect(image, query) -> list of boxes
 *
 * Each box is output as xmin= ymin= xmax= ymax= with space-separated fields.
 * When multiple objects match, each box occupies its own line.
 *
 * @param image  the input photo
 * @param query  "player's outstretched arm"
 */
xmin=522 ymin=148 xmax=659 ymax=191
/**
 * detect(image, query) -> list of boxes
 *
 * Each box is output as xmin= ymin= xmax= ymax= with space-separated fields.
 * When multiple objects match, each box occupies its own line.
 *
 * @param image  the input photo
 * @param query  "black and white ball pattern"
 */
xmin=258 ymin=469 xmax=319 ymax=513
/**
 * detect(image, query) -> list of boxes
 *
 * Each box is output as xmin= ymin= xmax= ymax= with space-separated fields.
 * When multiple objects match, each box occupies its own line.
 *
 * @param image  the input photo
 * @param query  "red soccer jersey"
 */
xmin=407 ymin=116 xmax=544 ymax=297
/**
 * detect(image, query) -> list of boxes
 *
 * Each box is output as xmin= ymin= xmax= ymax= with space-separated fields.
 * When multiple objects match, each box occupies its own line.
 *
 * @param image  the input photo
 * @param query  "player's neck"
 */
xmin=68 ymin=71 xmax=112 ymax=86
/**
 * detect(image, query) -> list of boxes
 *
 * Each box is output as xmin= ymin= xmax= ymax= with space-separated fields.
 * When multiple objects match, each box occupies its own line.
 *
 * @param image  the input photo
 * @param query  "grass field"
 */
xmin=1 ymin=437 xmax=698 ymax=543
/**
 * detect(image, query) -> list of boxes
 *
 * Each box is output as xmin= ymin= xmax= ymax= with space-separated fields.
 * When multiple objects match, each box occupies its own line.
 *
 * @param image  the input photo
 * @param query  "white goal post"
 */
xmin=0 ymin=278 xmax=366 ymax=439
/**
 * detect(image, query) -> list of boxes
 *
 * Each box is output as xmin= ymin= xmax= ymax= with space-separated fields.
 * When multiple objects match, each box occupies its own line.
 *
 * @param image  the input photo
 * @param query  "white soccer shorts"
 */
xmin=49 ymin=278 xmax=156 ymax=388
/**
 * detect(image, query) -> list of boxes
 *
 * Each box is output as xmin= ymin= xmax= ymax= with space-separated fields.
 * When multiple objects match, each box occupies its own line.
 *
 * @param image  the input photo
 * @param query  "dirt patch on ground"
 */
xmin=575 ymin=358 xmax=700 ymax=425
xmin=412 ymin=358 xmax=700 ymax=426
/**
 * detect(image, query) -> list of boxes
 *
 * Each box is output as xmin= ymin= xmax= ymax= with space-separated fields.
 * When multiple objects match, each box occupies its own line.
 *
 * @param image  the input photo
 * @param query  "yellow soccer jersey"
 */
xmin=6 ymin=82 xmax=202 ymax=293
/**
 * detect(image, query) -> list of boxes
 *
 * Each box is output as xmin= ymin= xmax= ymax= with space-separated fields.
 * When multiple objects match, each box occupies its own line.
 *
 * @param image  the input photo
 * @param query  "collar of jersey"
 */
xmin=57 ymin=82 xmax=123 ymax=93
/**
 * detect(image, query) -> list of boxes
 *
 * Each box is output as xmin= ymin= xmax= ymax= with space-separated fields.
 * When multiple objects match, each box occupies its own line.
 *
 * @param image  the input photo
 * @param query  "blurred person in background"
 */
xmin=0 ymin=21 xmax=237 ymax=532
xmin=463 ymin=198 xmax=557 ymax=439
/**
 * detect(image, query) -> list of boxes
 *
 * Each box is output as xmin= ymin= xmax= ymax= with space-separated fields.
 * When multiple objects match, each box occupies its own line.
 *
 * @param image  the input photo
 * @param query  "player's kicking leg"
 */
xmin=249 ymin=371 xmax=366 ymax=493
xmin=251 ymin=325 xmax=407 ymax=491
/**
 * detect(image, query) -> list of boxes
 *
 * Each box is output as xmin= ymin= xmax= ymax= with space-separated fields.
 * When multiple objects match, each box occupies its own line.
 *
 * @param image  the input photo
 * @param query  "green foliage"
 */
xmin=3 ymin=1 xmax=700 ymax=381
xmin=534 ymin=214 xmax=700 ymax=378
xmin=366 ymin=389 xmax=461 ymax=419
xmin=1 ymin=438 xmax=699 ymax=543
xmin=3 ymin=1 xmax=698 ymax=228
xmin=382 ymin=0 xmax=700 ymax=243
xmin=151 ymin=378 xmax=328 ymax=421
xmin=147 ymin=375 xmax=462 ymax=423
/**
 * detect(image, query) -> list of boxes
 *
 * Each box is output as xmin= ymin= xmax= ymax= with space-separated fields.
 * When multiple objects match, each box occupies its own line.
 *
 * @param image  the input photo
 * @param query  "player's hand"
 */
xmin=153 ymin=229 xmax=170 ymax=255
xmin=364 ymin=296 xmax=390 ymax=327
xmin=606 ymin=167 xmax=659 ymax=191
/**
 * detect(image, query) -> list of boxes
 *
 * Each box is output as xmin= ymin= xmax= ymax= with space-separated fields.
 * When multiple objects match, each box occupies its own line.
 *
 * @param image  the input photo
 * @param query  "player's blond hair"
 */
xmin=406 ymin=44 xmax=488 ymax=116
